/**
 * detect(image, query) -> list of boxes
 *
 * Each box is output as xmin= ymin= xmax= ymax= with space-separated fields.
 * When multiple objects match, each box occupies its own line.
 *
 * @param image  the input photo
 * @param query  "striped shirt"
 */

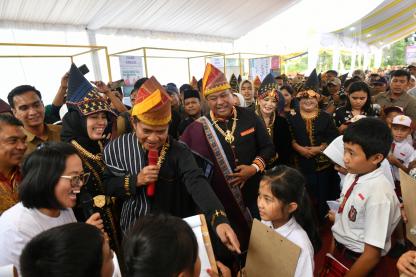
xmin=103 ymin=133 xmax=149 ymax=233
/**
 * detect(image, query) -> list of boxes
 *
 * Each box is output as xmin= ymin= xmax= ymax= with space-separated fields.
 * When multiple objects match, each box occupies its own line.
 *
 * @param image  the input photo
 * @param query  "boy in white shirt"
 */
xmin=331 ymin=118 xmax=401 ymax=276
xmin=386 ymin=114 xmax=415 ymax=257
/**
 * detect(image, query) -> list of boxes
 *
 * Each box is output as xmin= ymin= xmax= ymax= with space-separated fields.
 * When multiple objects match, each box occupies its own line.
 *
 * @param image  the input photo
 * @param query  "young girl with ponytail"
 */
xmin=257 ymin=165 xmax=321 ymax=277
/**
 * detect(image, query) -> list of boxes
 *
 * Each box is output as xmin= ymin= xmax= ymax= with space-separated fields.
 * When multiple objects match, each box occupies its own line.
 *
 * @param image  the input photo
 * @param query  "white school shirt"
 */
xmin=331 ymin=168 xmax=401 ymax=256
xmin=391 ymin=139 xmax=416 ymax=181
xmin=0 ymin=202 xmax=76 ymax=271
xmin=262 ymin=217 xmax=314 ymax=277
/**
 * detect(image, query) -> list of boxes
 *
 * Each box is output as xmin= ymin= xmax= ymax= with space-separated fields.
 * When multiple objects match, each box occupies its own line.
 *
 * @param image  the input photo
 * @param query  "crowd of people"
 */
xmin=0 ymin=60 xmax=416 ymax=277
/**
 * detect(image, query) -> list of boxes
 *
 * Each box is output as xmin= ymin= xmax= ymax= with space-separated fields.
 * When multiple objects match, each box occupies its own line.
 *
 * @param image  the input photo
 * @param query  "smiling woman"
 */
xmin=61 ymin=64 xmax=121 ymax=255
xmin=0 ymin=142 xmax=80 ymax=272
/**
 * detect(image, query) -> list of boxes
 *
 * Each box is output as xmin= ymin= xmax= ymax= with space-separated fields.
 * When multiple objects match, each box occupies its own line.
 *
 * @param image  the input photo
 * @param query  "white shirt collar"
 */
xmin=274 ymin=216 xmax=297 ymax=238
xmin=353 ymin=166 xmax=383 ymax=184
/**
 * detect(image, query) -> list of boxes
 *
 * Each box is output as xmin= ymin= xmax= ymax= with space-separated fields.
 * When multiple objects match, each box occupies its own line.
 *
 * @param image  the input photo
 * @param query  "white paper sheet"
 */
xmin=327 ymin=200 xmax=340 ymax=212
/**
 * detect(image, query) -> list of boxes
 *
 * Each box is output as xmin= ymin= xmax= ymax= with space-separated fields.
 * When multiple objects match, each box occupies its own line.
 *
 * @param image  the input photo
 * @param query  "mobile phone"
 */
xmin=109 ymin=79 xmax=125 ymax=90
xmin=78 ymin=64 xmax=89 ymax=75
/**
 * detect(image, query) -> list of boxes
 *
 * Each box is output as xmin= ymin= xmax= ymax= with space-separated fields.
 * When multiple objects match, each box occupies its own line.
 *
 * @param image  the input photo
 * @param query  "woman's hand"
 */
xmin=298 ymin=146 xmax=314 ymax=158
xmin=86 ymin=212 xmax=104 ymax=231
xmin=338 ymin=123 xmax=349 ymax=134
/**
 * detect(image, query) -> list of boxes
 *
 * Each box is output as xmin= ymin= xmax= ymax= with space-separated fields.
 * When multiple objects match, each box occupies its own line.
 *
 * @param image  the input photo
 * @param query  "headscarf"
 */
xmin=233 ymin=93 xmax=247 ymax=107
xmin=61 ymin=110 xmax=111 ymax=155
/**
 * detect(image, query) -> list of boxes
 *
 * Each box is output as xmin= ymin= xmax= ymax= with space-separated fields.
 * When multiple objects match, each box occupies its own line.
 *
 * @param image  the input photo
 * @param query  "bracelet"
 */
xmin=251 ymin=163 xmax=260 ymax=173
xmin=124 ymin=175 xmax=131 ymax=196
xmin=211 ymin=210 xmax=227 ymax=226
xmin=252 ymin=157 xmax=266 ymax=172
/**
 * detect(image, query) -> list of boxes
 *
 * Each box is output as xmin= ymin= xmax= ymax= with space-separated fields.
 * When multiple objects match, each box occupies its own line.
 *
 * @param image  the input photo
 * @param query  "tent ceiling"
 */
xmin=334 ymin=0 xmax=416 ymax=46
xmin=0 ymin=0 xmax=299 ymax=39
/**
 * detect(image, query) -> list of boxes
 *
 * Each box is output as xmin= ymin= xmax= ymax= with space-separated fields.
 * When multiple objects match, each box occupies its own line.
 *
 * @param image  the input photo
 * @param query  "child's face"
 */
xmin=343 ymin=142 xmax=383 ymax=175
xmin=385 ymin=111 xmax=401 ymax=128
xmin=391 ymin=124 xmax=411 ymax=142
xmin=257 ymin=180 xmax=289 ymax=225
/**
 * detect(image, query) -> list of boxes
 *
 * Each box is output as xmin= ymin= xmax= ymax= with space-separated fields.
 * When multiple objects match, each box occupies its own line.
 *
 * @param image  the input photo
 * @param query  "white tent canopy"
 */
xmin=0 ymin=0 xmax=412 ymax=104
xmin=0 ymin=0 xmax=299 ymax=40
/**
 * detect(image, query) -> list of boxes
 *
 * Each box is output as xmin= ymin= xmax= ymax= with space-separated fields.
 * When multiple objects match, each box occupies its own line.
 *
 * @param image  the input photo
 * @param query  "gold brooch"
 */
xmin=93 ymin=195 xmax=106 ymax=208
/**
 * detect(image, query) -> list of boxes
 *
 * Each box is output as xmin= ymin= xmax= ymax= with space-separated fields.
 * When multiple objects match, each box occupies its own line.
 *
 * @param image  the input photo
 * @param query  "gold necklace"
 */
xmin=157 ymin=141 xmax=169 ymax=167
xmin=210 ymin=107 xmax=237 ymax=144
xmin=300 ymin=110 xmax=318 ymax=120
xmin=265 ymin=112 xmax=276 ymax=136
xmin=71 ymin=140 xmax=103 ymax=161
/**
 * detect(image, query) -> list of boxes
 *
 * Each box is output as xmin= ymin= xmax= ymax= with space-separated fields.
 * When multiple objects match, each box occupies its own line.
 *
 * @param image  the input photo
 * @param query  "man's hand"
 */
xmin=92 ymin=80 xmax=111 ymax=95
xmin=61 ymin=72 xmax=69 ymax=89
xmin=397 ymin=250 xmax=416 ymax=276
xmin=86 ymin=212 xmax=104 ymax=231
xmin=215 ymin=223 xmax=241 ymax=254
xmin=228 ymin=165 xmax=257 ymax=188
xmin=137 ymin=165 xmax=160 ymax=187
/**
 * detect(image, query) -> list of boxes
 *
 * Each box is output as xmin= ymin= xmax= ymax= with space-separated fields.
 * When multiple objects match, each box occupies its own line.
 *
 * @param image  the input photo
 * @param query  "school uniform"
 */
xmin=262 ymin=217 xmax=314 ymax=277
xmin=332 ymin=167 xmax=401 ymax=259
xmin=390 ymin=139 xmax=416 ymax=182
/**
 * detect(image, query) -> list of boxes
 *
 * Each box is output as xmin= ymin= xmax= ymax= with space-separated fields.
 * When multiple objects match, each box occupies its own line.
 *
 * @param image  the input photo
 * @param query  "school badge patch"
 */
xmin=348 ymin=205 xmax=357 ymax=222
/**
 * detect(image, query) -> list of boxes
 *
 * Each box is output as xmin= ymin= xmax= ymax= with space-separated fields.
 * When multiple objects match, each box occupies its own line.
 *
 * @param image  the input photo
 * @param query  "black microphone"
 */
xmin=79 ymin=192 xmax=95 ymax=219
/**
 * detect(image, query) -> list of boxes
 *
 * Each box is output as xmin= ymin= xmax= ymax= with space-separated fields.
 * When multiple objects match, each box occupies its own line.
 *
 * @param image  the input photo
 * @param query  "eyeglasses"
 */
xmin=60 ymin=172 xmax=90 ymax=188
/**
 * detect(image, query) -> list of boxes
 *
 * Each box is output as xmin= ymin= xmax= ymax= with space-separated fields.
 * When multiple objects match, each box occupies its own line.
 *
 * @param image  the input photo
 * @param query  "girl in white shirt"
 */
xmin=257 ymin=165 xmax=320 ymax=277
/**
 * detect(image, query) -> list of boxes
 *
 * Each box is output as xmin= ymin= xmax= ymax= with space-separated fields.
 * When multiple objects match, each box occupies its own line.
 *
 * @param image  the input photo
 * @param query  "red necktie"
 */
xmin=338 ymin=175 xmax=359 ymax=214
xmin=391 ymin=142 xmax=396 ymax=153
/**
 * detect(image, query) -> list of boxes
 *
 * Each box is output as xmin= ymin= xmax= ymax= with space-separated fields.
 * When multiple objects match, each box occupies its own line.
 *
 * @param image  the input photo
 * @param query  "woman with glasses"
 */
xmin=0 ymin=142 xmax=101 ymax=272
xmin=61 ymin=64 xmax=121 ymax=253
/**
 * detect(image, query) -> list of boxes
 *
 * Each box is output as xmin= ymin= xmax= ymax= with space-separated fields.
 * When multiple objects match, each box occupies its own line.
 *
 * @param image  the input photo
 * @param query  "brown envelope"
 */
xmin=245 ymin=219 xmax=301 ymax=277
xmin=400 ymin=169 xmax=416 ymax=246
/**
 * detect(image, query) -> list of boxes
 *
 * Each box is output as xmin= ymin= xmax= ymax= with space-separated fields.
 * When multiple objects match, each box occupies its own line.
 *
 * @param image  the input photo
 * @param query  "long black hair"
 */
xmin=263 ymin=165 xmax=321 ymax=252
xmin=123 ymin=214 xmax=198 ymax=277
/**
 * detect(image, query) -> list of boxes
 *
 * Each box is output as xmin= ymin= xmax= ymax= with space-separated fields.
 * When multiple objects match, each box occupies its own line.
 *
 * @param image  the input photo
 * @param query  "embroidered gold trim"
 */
xmin=210 ymin=210 xmax=227 ymax=226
